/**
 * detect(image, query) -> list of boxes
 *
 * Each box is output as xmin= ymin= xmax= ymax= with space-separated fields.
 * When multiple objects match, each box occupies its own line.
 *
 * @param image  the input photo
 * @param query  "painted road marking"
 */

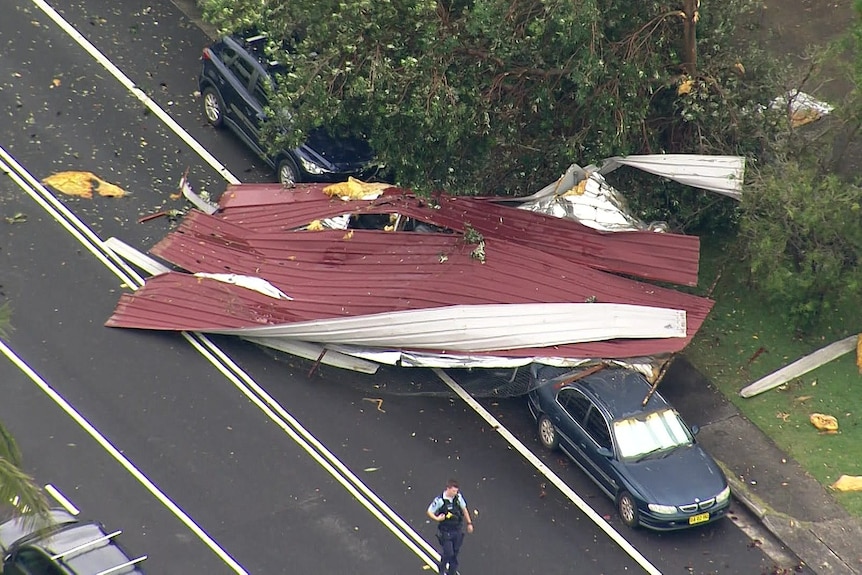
xmin=30 ymin=0 xmax=240 ymax=185
xmin=0 ymin=148 xmax=439 ymax=570
xmin=434 ymin=369 xmax=662 ymax=575
xmin=0 ymin=340 xmax=249 ymax=574
xmin=44 ymin=484 xmax=80 ymax=515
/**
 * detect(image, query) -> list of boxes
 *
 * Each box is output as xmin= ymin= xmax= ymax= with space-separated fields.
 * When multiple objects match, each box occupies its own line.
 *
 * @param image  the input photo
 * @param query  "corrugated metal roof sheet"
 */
xmin=106 ymin=184 xmax=714 ymax=361
xmin=215 ymin=184 xmax=701 ymax=286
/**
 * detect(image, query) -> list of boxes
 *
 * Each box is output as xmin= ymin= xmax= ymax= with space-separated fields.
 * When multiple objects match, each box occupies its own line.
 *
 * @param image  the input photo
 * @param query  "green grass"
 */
xmin=684 ymin=235 xmax=862 ymax=519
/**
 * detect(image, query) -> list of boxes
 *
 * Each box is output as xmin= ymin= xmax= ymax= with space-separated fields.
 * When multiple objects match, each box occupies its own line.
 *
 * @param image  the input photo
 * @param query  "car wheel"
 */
xmin=617 ymin=491 xmax=639 ymax=528
xmin=277 ymin=157 xmax=300 ymax=185
xmin=537 ymin=415 xmax=559 ymax=450
xmin=202 ymin=87 xmax=225 ymax=127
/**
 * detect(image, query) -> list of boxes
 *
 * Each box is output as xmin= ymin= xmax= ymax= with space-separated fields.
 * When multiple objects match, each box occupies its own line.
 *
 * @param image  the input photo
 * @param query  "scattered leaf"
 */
xmin=52 ymin=78 xmax=61 ymax=88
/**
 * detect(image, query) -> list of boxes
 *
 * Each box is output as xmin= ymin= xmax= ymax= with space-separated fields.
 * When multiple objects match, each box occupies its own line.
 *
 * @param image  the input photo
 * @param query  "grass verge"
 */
xmin=683 ymin=235 xmax=862 ymax=519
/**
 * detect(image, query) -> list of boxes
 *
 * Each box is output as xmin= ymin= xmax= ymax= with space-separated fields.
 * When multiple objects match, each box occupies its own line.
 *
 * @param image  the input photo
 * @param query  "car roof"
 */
xmin=537 ymin=366 xmax=670 ymax=420
xmin=216 ymin=35 xmax=284 ymax=76
xmin=1 ymin=509 xmax=145 ymax=574
xmin=20 ymin=523 xmax=144 ymax=574
xmin=0 ymin=509 xmax=78 ymax=553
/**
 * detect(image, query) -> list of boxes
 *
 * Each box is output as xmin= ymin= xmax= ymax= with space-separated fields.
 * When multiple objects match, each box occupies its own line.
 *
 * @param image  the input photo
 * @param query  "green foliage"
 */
xmin=0 ymin=417 xmax=51 ymax=519
xmin=196 ymin=0 xmax=862 ymax=331
xmin=686 ymin=239 xmax=862 ymax=520
xmin=738 ymin=160 xmax=862 ymax=329
xmin=197 ymin=0 xmax=787 ymax=203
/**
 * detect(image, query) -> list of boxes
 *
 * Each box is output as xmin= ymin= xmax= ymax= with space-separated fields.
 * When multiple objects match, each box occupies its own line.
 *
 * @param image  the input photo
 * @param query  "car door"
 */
xmin=205 ymin=44 xmax=245 ymax=127
xmin=580 ymin=406 xmax=619 ymax=496
xmin=224 ymin=54 xmax=267 ymax=155
xmin=552 ymin=388 xmax=592 ymax=467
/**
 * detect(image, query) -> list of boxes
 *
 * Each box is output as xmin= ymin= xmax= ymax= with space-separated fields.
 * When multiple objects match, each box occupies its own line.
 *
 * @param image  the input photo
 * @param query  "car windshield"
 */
xmin=613 ymin=408 xmax=692 ymax=459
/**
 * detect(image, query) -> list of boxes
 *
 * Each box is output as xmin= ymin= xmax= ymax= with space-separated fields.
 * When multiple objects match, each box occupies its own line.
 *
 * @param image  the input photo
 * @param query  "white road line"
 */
xmin=17 ymin=2 xmax=658 ymax=571
xmin=30 ymin=0 xmax=241 ymax=186
xmin=433 ymin=368 xmax=663 ymax=575
xmin=1 ymin=149 xmax=440 ymax=568
xmin=44 ymin=484 xmax=80 ymax=515
xmin=0 ymin=340 xmax=249 ymax=574
xmin=0 ymin=151 xmax=142 ymax=290
xmin=185 ymin=334 xmax=441 ymax=568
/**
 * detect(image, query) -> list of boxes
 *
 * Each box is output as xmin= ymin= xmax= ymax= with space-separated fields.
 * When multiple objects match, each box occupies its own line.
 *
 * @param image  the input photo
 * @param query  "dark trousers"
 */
xmin=437 ymin=528 xmax=464 ymax=575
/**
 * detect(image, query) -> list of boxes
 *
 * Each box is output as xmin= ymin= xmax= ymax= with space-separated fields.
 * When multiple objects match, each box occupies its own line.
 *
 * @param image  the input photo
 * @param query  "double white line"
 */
xmin=14 ymin=2 xmax=665 ymax=574
xmin=0 ymin=143 xmax=442 ymax=571
xmin=11 ymin=0 xmax=443 ymax=569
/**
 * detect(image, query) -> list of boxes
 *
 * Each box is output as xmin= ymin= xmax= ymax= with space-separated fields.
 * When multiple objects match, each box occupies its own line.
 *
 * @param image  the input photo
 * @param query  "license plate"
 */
xmin=689 ymin=512 xmax=710 ymax=525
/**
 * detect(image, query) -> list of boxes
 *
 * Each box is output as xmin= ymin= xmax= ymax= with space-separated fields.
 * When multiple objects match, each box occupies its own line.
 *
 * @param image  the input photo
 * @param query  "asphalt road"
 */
xmin=0 ymin=1 xmax=797 ymax=573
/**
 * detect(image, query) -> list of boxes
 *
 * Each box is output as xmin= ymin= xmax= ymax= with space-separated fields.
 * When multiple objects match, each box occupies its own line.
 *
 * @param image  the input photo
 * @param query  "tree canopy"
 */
xmin=199 ymin=0 xmax=779 ymax=196
xmin=197 ymin=0 xmax=862 ymax=331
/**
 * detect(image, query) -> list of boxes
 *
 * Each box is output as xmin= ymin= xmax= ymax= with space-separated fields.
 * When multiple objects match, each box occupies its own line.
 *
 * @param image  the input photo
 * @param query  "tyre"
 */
xmin=617 ymin=491 xmax=639 ymax=528
xmin=202 ymin=87 xmax=225 ymax=127
xmin=277 ymin=157 xmax=301 ymax=185
xmin=537 ymin=415 xmax=559 ymax=450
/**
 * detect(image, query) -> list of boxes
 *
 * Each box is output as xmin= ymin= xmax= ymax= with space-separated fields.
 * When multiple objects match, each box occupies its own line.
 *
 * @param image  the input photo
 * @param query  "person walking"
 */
xmin=427 ymin=479 xmax=474 ymax=575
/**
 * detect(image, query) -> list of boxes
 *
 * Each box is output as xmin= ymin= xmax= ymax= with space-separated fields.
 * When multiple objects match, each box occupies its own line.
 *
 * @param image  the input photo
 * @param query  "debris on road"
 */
xmin=363 ymin=398 xmax=386 ymax=413
xmin=42 ymin=171 xmax=128 ymax=198
xmin=4 ymin=212 xmax=27 ymax=224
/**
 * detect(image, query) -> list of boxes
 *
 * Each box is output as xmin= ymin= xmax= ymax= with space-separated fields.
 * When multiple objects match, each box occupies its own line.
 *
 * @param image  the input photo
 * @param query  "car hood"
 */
xmin=621 ymin=445 xmax=727 ymax=505
xmin=301 ymin=128 xmax=375 ymax=169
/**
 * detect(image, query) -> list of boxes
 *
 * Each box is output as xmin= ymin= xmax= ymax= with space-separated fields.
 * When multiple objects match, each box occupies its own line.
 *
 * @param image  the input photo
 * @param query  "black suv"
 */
xmin=198 ymin=34 xmax=378 ymax=184
xmin=0 ymin=509 xmax=146 ymax=574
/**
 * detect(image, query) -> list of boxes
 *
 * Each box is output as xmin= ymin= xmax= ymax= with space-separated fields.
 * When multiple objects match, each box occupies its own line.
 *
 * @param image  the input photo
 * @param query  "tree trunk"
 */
xmin=682 ymin=0 xmax=699 ymax=76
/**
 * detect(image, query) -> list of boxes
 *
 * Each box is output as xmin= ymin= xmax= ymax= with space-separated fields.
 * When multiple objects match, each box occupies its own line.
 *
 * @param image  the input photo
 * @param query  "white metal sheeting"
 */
xmin=518 ymin=165 xmax=645 ymax=232
xmin=204 ymin=302 xmax=687 ymax=353
xmin=599 ymin=154 xmax=745 ymax=199
xmin=517 ymin=154 xmax=746 ymax=232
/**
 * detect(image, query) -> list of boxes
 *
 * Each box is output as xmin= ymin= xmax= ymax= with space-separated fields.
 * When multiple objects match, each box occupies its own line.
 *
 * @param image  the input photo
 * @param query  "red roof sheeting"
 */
xmin=106 ymin=184 xmax=713 ymax=360
xmin=216 ymin=184 xmax=701 ymax=286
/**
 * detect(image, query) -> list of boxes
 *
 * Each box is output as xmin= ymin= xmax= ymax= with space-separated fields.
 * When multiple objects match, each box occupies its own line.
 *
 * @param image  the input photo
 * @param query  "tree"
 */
xmin=198 ymin=0 xmax=862 ymax=330
xmin=739 ymin=161 xmax=862 ymax=330
xmin=0 ymin=302 xmax=52 ymax=519
xmin=199 ymin=0 xmax=782 ymax=201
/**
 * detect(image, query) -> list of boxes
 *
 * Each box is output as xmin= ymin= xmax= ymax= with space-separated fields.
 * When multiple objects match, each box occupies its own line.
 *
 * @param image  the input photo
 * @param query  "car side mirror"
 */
xmin=596 ymin=447 xmax=613 ymax=458
xmin=690 ymin=424 xmax=700 ymax=436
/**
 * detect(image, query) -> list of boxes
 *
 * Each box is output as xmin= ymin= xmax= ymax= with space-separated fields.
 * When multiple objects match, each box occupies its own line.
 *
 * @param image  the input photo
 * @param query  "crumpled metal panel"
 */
xmin=599 ymin=154 xmax=745 ymax=199
xmin=214 ymin=185 xmax=701 ymax=286
xmin=107 ymin=195 xmax=714 ymax=360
